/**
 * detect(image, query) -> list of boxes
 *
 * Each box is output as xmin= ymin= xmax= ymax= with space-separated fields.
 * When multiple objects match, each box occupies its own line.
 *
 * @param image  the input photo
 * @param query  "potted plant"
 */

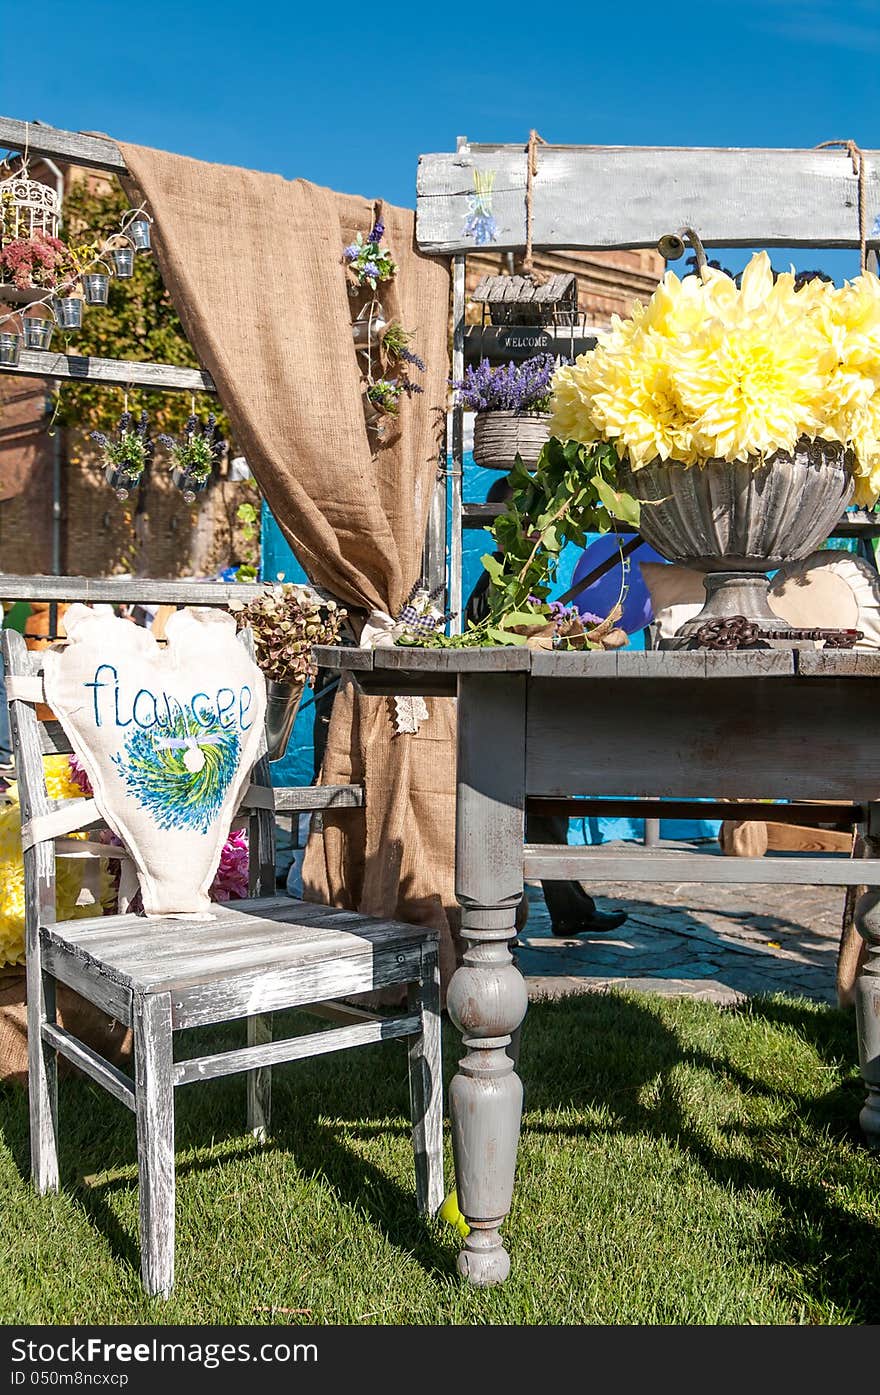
xmin=229 ymin=585 xmax=347 ymax=761
xmin=549 ymin=252 xmax=880 ymax=641
xmin=91 ymin=409 xmax=154 ymax=500
xmin=455 ymin=354 xmax=557 ymax=471
xmin=0 ymin=230 xmax=72 ymax=302
xmin=342 ymin=219 xmax=397 ymax=292
xmin=158 ymin=413 xmax=225 ymax=502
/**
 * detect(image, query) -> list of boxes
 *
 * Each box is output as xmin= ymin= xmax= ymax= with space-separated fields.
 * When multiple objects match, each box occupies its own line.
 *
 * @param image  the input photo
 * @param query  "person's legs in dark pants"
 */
xmin=525 ymin=814 xmax=627 ymax=935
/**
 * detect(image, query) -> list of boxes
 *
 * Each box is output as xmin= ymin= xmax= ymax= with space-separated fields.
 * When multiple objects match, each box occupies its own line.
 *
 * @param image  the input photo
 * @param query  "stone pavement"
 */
xmin=515 ymin=841 xmax=846 ymax=1006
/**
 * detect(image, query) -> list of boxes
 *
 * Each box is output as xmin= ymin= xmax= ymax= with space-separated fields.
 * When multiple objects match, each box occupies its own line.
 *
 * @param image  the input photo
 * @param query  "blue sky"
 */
xmin=4 ymin=0 xmax=879 ymax=280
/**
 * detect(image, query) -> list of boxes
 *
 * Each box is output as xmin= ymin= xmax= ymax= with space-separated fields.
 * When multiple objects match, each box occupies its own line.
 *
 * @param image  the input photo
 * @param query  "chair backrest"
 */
xmin=2 ymin=623 xmax=276 ymax=937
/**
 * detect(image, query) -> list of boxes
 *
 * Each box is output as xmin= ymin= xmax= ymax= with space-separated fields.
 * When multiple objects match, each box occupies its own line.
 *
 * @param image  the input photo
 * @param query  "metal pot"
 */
xmin=104 ymin=464 xmax=141 ymax=501
xmin=472 ymin=410 xmax=551 ymax=471
xmin=22 ymin=315 xmax=53 ymax=350
xmin=264 ymin=679 xmax=304 ymax=762
xmin=128 ymin=219 xmax=152 ymax=250
xmin=110 ymin=247 xmax=135 ymax=278
xmin=0 ymin=332 xmax=22 ymax=367
xmin=52 ymin=296 xmax=83 ymax=329
xmin=81 ymin=273 xmax=110 ymax=305
xmin=617 ymin=439 xmax=855 ymax=645
xmin=352 ymin=305 xmax=388 ymax=348
xmin=171 ymin=465 xmax=210 ymax=504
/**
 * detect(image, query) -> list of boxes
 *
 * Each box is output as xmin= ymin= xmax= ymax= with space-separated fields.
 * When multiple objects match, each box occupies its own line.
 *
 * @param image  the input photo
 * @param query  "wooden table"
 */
xmin=315 ymin=645 xmax=880 ymax=1285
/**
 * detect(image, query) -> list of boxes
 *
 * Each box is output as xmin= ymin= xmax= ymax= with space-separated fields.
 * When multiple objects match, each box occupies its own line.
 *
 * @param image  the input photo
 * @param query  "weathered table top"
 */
xmin=314 ymin=644 xmax=880 ymax=684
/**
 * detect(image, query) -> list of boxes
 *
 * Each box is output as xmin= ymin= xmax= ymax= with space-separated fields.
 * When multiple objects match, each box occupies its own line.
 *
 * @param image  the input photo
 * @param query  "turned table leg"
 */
xmin=448 ymin=672 xmax=528 ymax=1285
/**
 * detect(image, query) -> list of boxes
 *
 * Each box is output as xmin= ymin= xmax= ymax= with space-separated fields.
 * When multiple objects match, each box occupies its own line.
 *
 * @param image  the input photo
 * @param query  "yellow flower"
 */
xmin=549 ymin=252 xmax=880 ymax=504
xmin=0 ymin=755 xmax=113 ymax=968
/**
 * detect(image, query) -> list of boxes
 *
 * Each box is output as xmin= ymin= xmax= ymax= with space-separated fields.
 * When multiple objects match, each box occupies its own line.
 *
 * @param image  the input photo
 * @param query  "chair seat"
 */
xmin=42 ymin=896 xmax=435 ymax=1029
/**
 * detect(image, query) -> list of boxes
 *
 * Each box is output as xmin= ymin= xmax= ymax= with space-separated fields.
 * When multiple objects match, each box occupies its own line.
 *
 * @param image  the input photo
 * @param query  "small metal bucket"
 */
xmin=104 ymin=464 xmax=140 ymax=501
xmin=352 ymin=304 xmax=388 ymax=348
xmin=128 ymin=219 xmax=152 ymax=250
xmin=0 ymin=332 xmax=22 ymax=367
xmin=22 ymin=316 xmax=54 ymax=350
xmin=264 ymin=680 xmax=304 ymax=762
xmin=171 ymin=466 xmax=209 ymax=504
xmin=110 ymin=247 xmax=135 ymax=278
xmin=82 ymin=272 xmax=110 ymax=305
xmin=52 ymin=296 xmax=83 ymax=329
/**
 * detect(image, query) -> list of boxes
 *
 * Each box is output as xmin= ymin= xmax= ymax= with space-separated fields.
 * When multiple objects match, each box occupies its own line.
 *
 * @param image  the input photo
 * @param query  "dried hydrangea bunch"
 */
xmin=230 ymin=585 xmax=347 ymax=686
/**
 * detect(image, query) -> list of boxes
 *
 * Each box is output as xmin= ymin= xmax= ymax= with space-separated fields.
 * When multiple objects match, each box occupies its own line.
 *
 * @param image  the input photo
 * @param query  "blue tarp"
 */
xmin=260 ymin=454 xmax=721 ymax=843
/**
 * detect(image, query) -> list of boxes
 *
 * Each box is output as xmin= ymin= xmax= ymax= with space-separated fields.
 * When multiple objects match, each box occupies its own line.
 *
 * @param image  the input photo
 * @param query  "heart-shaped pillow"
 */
xmin=43 ymin=604 xmax=267 ymax=916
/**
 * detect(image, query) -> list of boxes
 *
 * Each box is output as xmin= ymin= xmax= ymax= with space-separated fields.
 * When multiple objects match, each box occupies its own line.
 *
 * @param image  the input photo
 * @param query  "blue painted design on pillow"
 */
xmin=111 ymin=713 xmax=241 ymax=834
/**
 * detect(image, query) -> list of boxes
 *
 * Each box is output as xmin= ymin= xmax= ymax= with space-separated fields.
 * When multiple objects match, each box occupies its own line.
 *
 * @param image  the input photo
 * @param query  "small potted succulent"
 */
xmin=229 ymin=585 xmax=347 ymax=761
xmin=91 ymin=409 xmax=154 ymax=500
xmin=158 ymin=413 xmax=225 ymax=502
xmin=455 ymin=354 xmax=557 ymax=471
xmin=0 ymin=230 xmax=72 ymax=301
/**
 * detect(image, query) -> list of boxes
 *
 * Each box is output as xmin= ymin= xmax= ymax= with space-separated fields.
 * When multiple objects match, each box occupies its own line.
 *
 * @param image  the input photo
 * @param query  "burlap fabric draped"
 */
xmin=118 ymin=143 xmax=460 ymax=990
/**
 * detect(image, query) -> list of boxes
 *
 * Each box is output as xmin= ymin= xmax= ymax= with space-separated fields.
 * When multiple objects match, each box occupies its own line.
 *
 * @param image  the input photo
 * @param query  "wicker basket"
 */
xmin=472 ymin=411 xmax=551 ymax=472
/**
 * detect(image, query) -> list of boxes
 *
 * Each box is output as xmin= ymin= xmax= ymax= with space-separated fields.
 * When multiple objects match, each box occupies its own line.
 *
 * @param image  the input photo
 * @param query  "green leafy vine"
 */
xmin=397 ymin=437 xmax=641 ymax=649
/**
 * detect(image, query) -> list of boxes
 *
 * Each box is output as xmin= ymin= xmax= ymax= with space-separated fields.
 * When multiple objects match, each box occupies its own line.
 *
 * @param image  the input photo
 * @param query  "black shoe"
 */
xmin=551 ymin=909 xmax=628 ymax=937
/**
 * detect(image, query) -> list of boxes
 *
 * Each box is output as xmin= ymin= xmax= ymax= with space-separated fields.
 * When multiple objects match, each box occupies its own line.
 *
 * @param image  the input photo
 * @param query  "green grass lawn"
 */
xmin=1 ymin=989 xmax=878 ymax=1325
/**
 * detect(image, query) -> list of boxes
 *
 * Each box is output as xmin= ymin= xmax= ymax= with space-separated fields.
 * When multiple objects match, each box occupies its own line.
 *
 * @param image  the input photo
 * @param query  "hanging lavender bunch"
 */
xmin=158 ymin=412 xmax=225 ymax=485
xmin=91 ymin=409 xmax=154 ymax=486
xmin=453 ymin=354 xmax=560 ymax=415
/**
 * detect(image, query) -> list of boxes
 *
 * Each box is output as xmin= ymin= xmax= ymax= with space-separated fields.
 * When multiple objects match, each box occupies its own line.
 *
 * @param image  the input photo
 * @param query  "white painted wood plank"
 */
xmin=417 ymin=145 xmax=880 ymax=253
xmin=42 ymin=1022 xmax=135 ymax=1111
xmin=133 ymin=992 xmax=175 ymax=1298
xmin=522 ymin=845 xmax=880 ymax=885
xmin=170 ymin=945 xmax=424 ymax=1029
xmin=4 ymin=349 xmax=215 ymax=395
xmin=174 ymin=1012 xmax=420 ymax=1085
xmin=0 ymin=116 xmax=126 ymax=173
xmin=40 ymin=937 xmax=135 ymax=1024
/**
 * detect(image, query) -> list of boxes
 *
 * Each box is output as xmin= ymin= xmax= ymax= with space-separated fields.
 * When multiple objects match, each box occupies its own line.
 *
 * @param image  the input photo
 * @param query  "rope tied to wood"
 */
xmin=520 ymin=129 xmax=549 ymax=285
xmin=815 ymin=139 xmax=869 ymax=273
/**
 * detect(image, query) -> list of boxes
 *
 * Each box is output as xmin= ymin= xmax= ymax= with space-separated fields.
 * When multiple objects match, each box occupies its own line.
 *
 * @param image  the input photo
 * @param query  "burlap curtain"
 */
xmin=119 ymin=143 xmax=459 ymax=988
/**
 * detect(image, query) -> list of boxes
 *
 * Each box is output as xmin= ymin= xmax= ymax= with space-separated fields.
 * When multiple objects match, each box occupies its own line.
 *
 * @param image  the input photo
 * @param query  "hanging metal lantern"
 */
xmin=51 ymin=295 xmax=84 ymax=329
xmin=0 ymin=331 xmax=22 ymax=367
xmin=0 ymin=167 xmax=61 ymax=242
xmin=128 ymin=218 xmax=152 ymax=251
xmin=109 ymin=244 xmax=135 ymax=279
xmin=81 ymin=272 xmax=110 ymax=306
xmin=22 ymin=315 xmax=53 ymax=350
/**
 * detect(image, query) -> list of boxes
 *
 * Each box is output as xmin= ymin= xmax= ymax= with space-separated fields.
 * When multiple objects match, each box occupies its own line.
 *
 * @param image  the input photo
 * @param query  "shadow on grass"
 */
xmin=518 ymin=989 xmax=879 ymax=1322
xmin=0 ymin=1012 xmax=455 ymax=1283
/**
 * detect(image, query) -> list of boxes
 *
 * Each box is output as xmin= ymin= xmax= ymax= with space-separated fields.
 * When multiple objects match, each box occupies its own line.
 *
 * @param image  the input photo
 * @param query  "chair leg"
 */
xmin=408 ymin=949 xmax=444 ymax=1217
xmin=25 ymin=922 xmax=58 ymax=1195
xmin=247 ymin=1014 xmax=272 ymax=1142
xmin=133 ymin=992 xmax=175 ymax=1299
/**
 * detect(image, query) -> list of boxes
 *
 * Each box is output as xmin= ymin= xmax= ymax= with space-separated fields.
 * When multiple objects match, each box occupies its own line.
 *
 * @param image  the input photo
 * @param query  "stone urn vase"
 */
xmin=616 ymin=438 xmax=855 ymax=647
xmin=472 ymin=410 xmax=550 ymax=472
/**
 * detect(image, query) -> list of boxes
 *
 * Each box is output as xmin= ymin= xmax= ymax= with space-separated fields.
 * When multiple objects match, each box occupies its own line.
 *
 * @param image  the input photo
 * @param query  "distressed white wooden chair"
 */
xmin=3 ymin=626 xmax=443 ymax=1298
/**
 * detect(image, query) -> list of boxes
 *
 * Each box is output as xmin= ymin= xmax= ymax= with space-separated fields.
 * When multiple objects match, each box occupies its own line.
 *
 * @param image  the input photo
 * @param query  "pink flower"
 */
xmin=67 ymin=755 xmax=93 ymax=795
xmin=210 ymin=828 xmax=250 ymax=901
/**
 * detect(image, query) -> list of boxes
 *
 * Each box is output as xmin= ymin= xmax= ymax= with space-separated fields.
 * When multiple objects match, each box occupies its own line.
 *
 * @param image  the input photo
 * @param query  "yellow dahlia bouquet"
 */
xmin=550 ymin=251 xmax=880 ymax=506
